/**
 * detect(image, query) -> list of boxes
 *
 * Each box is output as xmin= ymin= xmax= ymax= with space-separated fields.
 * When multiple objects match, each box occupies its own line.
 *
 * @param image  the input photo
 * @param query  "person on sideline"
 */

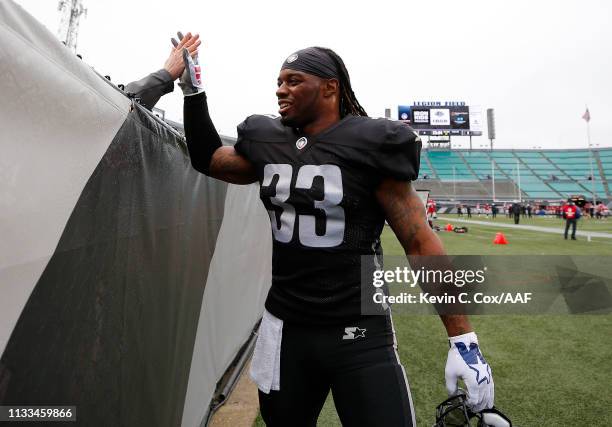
xmin=562 ymin=200 xmax=581 ymax=240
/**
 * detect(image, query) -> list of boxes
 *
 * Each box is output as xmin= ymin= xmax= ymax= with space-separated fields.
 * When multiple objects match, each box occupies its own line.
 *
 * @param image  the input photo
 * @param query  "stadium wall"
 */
xmin=0 ymin=2 xmax=271 ymax=426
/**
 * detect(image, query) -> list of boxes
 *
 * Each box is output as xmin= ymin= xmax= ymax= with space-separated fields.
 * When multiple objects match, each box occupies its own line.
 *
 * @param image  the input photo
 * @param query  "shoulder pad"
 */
xmin=237 ymin=114 xmax=290 ymax=143
xmin=319 ymin=116 xmax=420 ymax=150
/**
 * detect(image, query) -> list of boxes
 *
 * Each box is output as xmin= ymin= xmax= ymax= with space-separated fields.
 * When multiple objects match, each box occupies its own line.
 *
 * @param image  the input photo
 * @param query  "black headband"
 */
xmin=280 ymin=47 xmax=339 ymax=79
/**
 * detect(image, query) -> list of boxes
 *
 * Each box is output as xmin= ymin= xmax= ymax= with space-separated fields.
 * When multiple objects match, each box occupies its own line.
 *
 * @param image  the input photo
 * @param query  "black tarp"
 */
xmin=0 ymin=105 xmax=227 ymax=427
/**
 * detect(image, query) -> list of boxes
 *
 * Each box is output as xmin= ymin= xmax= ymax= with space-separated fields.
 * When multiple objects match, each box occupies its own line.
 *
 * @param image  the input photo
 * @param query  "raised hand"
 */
xmin=164 ymin=31 xmax=201 ymax=80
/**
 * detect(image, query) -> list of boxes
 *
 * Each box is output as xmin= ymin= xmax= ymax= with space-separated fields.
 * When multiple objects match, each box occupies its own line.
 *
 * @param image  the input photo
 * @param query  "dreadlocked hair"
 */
xmin=314 ymin=47 xmax=368 ymax=118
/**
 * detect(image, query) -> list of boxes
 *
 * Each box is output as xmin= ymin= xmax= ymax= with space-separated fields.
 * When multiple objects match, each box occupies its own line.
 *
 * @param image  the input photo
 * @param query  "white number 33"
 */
xmin=261 ymin=164 xmax=345 ymax=248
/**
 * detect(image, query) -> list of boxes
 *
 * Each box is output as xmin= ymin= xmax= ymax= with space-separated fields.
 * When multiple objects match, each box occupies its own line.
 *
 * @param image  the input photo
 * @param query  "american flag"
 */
xmin=582 ymin=108 xmax=591 ymax=122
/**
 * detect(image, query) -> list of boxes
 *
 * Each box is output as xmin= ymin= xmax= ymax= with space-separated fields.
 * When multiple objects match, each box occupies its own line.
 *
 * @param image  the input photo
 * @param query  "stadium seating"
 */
xmin=427 ymin=150 xmax=477 ymax=181
xmin=595 ymin=149 xmax=612 ymax=191
xmin=417 ymin=148 xmax=611 ymax=200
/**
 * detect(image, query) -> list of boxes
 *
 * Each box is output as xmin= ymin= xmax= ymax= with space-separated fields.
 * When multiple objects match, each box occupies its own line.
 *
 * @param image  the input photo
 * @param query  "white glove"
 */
xmin=178 ymin=47 xmax=203 ymax=96
xmin=445 ymin=332 xmax=494 ymax=412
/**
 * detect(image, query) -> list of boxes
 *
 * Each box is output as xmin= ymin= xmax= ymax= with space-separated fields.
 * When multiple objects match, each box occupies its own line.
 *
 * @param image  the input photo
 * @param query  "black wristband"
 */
xmin=183 ymin=92 xmax=223 ymax=175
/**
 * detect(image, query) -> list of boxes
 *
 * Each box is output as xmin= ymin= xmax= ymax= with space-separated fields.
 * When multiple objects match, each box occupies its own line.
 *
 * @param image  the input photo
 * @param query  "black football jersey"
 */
xmin=234 ymin=115 xmax=421 ymax=324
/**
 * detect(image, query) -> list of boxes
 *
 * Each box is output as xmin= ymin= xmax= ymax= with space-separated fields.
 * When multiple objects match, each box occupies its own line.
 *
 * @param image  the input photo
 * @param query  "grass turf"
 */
xmin=404 ymin=218 xmax=612 ymax=256
xmin=437 ymin=213 xmax=612 ymax=234
xmin=254 ymin=222 xmax=612 ymax=426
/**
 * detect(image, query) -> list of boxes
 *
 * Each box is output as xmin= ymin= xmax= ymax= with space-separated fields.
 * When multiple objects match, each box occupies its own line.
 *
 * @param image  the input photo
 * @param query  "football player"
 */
xmin=180 ymin=44 xmax=494 ymax=426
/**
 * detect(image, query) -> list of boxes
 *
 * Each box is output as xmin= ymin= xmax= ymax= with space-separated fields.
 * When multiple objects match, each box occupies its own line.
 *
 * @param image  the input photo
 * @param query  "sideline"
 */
xmin=436 ymin=216 xmax=612 ymax=239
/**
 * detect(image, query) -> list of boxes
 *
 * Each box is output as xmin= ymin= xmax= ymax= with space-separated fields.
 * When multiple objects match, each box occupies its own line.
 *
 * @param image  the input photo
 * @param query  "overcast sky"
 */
xmin=13 ymin=0 xmax=612 ymax=149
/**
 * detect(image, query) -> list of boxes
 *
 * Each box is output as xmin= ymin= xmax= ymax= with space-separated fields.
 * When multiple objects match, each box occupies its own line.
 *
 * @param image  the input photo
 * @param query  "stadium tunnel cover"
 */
xmin=0 ymin=1 xmax=272 ymax=426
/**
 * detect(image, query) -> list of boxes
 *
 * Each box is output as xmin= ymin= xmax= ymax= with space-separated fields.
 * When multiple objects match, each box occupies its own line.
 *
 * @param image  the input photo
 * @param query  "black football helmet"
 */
xmin=434 ymin=391 xmax=512 ymax=427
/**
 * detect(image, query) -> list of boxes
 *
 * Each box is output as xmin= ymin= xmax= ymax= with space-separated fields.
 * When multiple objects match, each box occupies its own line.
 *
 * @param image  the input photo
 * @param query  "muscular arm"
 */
xmin=375 ymin=178 xmax=472 ymax=337
xmin=183 ymin=92 xmax=257 ymax=184
xmin=208 ymin=146 xmax=258 ymax=184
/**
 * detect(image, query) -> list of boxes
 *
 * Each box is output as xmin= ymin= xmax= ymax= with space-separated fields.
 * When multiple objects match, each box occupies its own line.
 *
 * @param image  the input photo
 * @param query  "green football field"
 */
xmin=254 ymin=219 xmax=612 ymax=426
xmin=411 ymin=215 xmax=612 ymax=256
xmin=437 ymin=213 xmax=612 ymax=234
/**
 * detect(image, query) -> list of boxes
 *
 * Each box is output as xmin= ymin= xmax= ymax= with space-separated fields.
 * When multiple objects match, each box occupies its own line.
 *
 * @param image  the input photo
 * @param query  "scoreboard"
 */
xmin=398 ymin=102 xmax=483 ymax=136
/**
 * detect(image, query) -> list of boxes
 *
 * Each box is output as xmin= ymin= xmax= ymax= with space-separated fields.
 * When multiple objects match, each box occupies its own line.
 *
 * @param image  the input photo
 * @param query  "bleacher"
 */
xmin=427 ymin=151 xmax=476 ymax=181
xmin=416 ymin=148 xmax=611 ymax=201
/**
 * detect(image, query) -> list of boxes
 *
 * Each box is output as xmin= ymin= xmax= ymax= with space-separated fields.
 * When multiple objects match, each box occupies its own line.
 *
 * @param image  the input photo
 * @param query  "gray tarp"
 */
xmin=0 ymin=0 xmax=131 ymax=357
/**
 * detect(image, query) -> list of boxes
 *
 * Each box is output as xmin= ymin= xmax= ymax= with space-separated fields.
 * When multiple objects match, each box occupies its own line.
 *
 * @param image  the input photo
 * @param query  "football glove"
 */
xmin=170 ymin=31 xmax=203 ymax=95
xmin=178 ymin=47 xmax=203 ymax=96
xmin=170 ymin=31 xmax=185 ymax=48
xmin=445 ymin=332 xmax=494 ymax=412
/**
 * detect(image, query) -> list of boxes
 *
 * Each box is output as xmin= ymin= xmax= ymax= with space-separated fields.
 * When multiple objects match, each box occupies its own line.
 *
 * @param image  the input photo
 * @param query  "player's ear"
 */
xmin=322 ymin=78 xmax=339 ymax=98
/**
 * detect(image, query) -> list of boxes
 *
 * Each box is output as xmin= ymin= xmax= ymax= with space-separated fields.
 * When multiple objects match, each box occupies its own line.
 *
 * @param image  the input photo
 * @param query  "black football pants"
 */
xmin=258 ymin=315 xmax=415 ymax=427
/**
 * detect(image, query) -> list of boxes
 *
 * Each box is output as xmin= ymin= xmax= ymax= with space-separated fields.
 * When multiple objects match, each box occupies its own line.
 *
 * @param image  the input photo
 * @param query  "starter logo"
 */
xmin=342 ymin=327 xmax=366 ymax=340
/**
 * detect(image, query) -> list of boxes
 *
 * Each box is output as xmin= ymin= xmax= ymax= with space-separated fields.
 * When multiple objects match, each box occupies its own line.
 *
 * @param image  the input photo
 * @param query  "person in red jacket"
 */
xmin=562 ymin=200 xmax=581 ymax=240
xmin=427 ymin=199 xmax=437 ymax=225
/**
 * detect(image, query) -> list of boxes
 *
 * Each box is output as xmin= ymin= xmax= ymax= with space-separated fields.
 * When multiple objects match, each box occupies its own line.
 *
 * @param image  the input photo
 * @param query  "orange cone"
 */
xmin=493 ymin=232 xmax=508 ymax=244
xmin=445 ymin=223 xmax=454 ymax=232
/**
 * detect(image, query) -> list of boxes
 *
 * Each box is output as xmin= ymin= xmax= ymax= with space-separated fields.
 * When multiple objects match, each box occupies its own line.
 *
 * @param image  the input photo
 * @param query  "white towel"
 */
xmin=249 ymin=309 xmax=283 ymax=394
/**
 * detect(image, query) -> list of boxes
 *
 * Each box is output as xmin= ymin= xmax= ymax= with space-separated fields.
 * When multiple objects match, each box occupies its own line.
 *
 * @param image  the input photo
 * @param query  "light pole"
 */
xmin=491 ymin=160 xmax=496 ymax=202
xmin=586 ymin=124 xmax=597 ymax=205
xmin=515 ymin=159 xmax=522 ymax=203
xmin=453 ymin=166 xmax=456 ymax=200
